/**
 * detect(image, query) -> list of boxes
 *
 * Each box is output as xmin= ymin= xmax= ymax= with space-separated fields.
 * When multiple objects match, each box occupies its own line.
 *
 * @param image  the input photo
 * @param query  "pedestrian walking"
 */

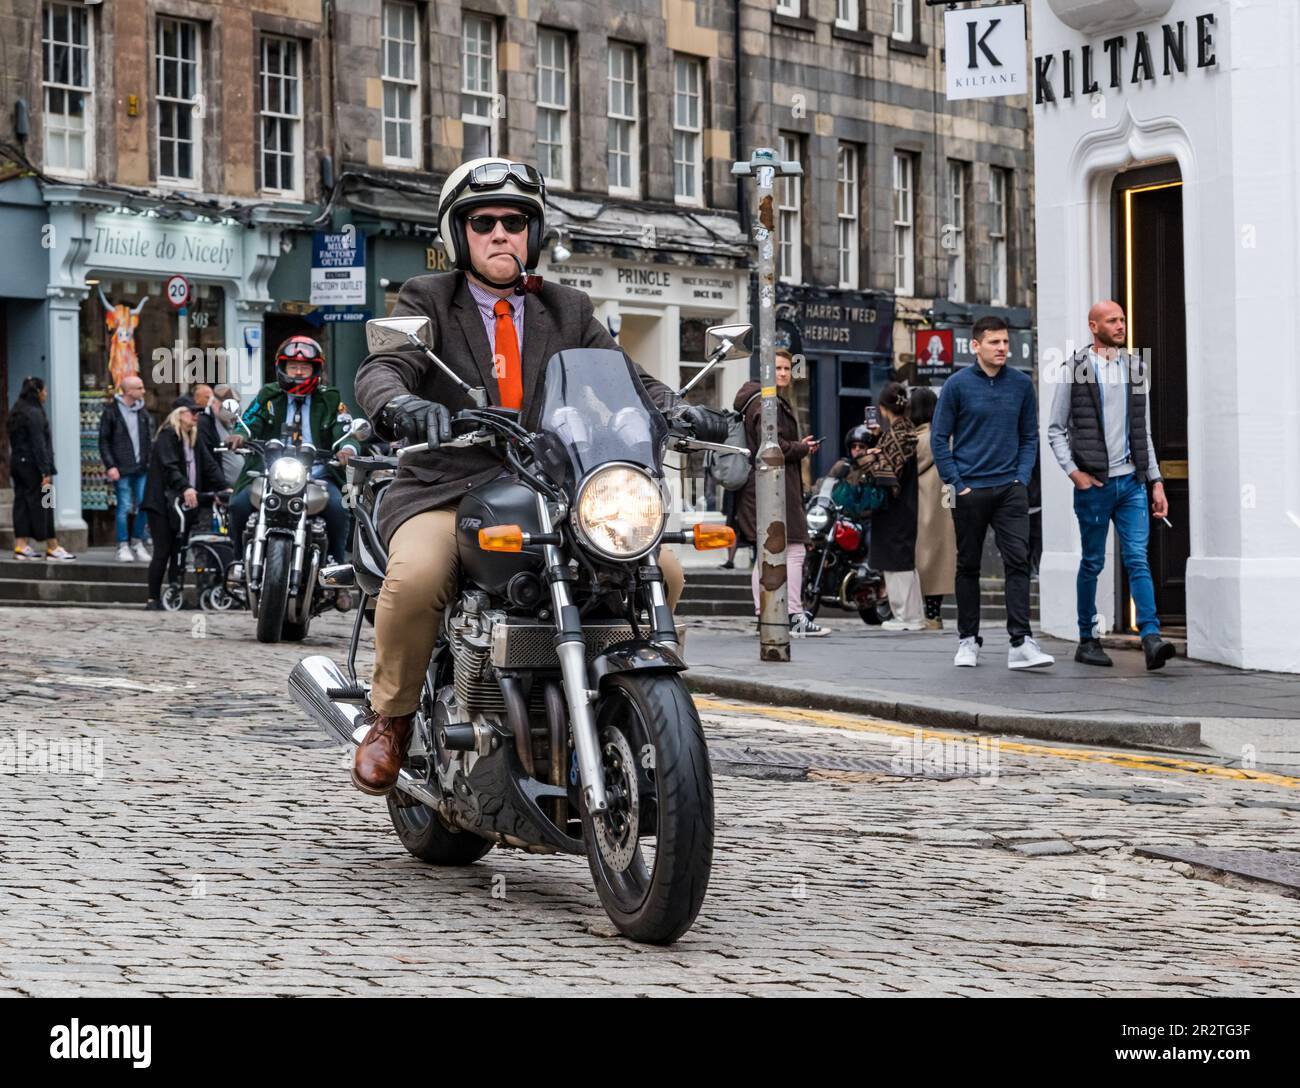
xmin=846 ymin=382 xmax=923 ymax=630
xmin=1047 ymin=299 xmax=1176 ymax=671
xmin=734 ymin=348 xmax=826 ymax=636
xmin=909 ymin=386 xmax=955 ymax=630
xmin=7 ymin=377 xmax=75 ymax=561
xmin=930 ymin=315 xmax=1053 ymax=669
xmin=141 ymin=395 xmax=223 ymax=610
xmin=98 ymin=374 xmax=154 ymax=562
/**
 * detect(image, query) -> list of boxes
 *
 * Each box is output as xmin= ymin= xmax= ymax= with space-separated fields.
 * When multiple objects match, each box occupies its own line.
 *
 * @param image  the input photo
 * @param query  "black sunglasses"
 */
xmin=466 ymin=213 xmax=531 ymax=235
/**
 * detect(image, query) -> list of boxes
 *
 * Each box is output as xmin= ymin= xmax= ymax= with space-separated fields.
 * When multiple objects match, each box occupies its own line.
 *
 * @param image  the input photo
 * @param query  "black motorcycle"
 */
xmin=290 ymin=315 xmax=751 ymax=944
xmin=801 ymin=476 xmax=892 ymax=626
xmin=230 ymin=423 xmax=365 ymax=643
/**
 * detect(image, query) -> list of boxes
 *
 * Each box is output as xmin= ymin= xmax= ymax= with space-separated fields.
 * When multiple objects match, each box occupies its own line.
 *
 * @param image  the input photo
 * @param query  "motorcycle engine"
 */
xmin=445 ymin=592 xmax=507 ymax=717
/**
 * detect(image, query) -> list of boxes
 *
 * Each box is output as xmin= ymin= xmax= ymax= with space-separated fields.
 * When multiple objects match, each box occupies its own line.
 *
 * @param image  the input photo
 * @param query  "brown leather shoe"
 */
xmin=351 ymin=708 xmax=414 ymax=795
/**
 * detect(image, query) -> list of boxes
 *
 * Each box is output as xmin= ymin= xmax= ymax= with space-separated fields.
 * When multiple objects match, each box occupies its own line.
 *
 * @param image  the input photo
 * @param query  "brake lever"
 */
xmin=668 ymin=436 xmax=750 ymax=456
xmin=396 ymin=431 xmax=495 ymax=458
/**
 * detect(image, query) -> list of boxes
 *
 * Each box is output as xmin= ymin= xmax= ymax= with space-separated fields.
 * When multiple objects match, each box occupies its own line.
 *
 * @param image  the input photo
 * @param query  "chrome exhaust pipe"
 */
xmin=289 ymin=655 xmax=368 ymax=747
xmin=288 ymin=655 xmax=444 ymax=810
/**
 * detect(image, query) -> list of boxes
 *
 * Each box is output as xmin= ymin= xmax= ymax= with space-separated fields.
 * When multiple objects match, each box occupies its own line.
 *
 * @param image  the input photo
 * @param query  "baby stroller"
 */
xmin=160 ymin=490 xmax=239 ymax=611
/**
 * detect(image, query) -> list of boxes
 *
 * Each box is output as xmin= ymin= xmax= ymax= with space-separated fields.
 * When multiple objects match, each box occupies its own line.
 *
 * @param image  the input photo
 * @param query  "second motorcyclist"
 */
xmin=227 ymin=336 xmax=359 ymax=565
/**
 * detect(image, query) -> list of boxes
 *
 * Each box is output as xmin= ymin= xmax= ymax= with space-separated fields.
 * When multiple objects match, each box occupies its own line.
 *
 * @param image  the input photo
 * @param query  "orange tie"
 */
xmin=492 ymin=299 xmax=523 ymax=410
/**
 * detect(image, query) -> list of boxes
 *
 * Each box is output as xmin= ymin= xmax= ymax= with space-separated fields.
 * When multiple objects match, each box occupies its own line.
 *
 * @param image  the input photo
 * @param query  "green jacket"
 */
xmin=234 ymin=383 xmax=360 ymax=493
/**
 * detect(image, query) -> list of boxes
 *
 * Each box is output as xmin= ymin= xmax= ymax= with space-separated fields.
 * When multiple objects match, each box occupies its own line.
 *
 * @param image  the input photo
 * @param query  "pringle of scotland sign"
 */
xmin=1034 ymin=12 xmax=1219 ymax=106
xmin=944 ymin=3 xmax=1028 ymax=101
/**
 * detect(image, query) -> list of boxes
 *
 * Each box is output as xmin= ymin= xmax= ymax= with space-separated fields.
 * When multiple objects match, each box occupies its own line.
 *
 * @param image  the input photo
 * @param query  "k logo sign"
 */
xmin=944 ymin=2 xmax=1028 ymax=101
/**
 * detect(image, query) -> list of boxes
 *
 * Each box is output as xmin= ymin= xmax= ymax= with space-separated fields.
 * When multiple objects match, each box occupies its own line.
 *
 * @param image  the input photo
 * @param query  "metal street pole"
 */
xmin=732 ymin=147 xmax=802 ymax=663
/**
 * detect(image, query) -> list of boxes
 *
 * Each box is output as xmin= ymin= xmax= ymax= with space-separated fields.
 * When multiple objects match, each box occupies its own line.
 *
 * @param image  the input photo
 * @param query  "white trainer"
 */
xmin=132 ymin=539 xmax=152 ymax=562
xmin=1008 ymin=636 xmax=1055 ymax=669
xmin=116 ymin=543 xmax=134 ymax=562
xmin=954 ymin=637 xmax=979 ymax=667
xmin=881 ymin=618 xmax=926 ymax=631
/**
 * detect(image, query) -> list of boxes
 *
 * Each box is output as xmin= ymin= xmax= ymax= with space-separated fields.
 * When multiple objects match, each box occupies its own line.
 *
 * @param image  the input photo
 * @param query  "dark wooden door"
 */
xmin=0 ymin=304 xmax=8 ymax=488
xmin=1117 ymin=177 xmax=1189 ymax=625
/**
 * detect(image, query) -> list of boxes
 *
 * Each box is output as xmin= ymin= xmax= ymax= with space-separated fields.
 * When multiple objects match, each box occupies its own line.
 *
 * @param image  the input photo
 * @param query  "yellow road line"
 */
xmin=694 ymin=697 xmax=1300 ymax=789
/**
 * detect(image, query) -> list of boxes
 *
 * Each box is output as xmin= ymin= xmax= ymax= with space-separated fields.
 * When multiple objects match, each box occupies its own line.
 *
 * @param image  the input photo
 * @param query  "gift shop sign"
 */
xmin=310 ymin=231 xmax=367 ymax=307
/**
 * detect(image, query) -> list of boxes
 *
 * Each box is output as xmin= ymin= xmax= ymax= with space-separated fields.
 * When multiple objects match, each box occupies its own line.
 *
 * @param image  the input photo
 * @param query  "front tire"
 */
xmin=255 ymin=535 xmax=291 ymax=643
xmin=580 ymin=672 xmax=713 ymax=944
xmin=386 ymin=791 xmax=494 ymax=865
xmin=801 ymin=548 xmax=827 ymax=620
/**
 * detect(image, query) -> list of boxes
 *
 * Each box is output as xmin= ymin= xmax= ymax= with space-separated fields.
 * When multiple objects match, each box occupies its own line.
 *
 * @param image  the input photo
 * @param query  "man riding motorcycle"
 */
xmin=227 ymin=336 xmax=359 ymax=565
xmin=351 ymin=155 xmax=728 ymax=795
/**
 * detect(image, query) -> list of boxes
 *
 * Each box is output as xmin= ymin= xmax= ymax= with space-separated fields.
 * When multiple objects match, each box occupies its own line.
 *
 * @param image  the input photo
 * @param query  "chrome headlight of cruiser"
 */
xmin=574 ymin=464 xmax=666 ymax=561
xmin=269 ymin=456 xmax=309 ymax=496
xmin=806 ymin=503 xmax=832 ymax=535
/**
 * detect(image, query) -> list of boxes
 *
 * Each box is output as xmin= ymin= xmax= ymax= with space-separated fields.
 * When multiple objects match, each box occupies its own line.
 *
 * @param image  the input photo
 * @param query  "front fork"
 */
xmin=536 ymin=493 xmax=609 ymax=815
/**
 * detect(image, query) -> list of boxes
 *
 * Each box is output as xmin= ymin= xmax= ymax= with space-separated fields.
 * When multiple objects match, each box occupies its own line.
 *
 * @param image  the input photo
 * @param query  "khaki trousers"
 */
xmin=370 ymin=506 xmax=686 ymax=716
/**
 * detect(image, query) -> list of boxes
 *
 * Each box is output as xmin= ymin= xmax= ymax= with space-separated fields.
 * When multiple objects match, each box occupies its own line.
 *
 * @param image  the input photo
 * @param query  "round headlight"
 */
xmin=806 ymin=503 xmax=831 ymax=535
xmin=269 ymin=456 xmax=308 ymax=495
xmin=574 ymin=465 xmax=666 ymax=560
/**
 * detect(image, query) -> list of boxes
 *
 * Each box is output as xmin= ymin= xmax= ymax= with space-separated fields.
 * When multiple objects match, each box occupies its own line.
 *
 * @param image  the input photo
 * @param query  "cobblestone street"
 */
xmin=2 ymin=606 xmax=1299 ymax=997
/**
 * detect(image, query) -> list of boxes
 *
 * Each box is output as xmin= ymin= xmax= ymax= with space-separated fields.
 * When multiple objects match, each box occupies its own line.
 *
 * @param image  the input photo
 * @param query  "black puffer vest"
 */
xmin=1067 ymin=349 xmax=1149 ymax=481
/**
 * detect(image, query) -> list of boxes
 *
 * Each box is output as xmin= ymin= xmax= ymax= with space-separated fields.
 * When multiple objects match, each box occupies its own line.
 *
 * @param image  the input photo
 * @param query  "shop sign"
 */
xmin=945 ymin=3 xmax=1028 ymax=101
xmin=1034 ymin=12 xmax=1217 ymax=105
xmin=544 ymin=260 xmax=741 ymax=311
xmin=946 ymin=326 xmax=1034 ymax=370
xmin=310 ymin=231 xmax=367 ymax=306
xmin=915 ymin=328 xmax=955 ymax=379
xmin=88 ymin=213 xmax=241 ymax=278
xmin=775 ymin=285 xmax=894 ymax=356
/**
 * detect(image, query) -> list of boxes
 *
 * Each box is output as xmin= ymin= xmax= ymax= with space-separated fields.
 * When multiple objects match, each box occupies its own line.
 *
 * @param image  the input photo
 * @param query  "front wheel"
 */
xmin=801 ymin=547 xmax=829 ymax=620
xmin=580 ymin=672 xmax=713 ymax=944
xmin=255 ymin=535 xmax=292 ymax=643
xmin=386 ymin=790 xmax=494 ymax=865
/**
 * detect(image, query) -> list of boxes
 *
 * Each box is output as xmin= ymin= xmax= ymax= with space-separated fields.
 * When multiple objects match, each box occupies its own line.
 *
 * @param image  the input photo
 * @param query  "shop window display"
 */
xmin=77 ymin=278 xmax=225 ymax=541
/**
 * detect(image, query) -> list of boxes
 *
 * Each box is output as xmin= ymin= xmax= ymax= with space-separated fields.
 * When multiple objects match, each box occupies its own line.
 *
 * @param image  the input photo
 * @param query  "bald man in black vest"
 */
xmin=1047 ymin=300 xmax=1175 ymax=671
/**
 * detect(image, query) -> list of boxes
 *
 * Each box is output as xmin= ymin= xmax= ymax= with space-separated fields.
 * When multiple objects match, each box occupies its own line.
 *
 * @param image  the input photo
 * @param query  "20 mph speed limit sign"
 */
xmin=165 ymin=275 xmax=192 ymax=309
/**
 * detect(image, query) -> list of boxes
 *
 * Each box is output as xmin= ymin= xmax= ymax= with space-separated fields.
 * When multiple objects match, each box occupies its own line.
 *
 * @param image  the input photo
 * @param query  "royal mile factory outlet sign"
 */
xmin=87 ymin=212 xmax=243 ymax=279
xmin=1034 ymin=11 xmax=1218 ymax=105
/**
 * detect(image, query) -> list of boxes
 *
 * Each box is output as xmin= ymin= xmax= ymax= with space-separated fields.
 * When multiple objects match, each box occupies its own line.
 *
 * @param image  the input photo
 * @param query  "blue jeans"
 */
xmin=1074 ymin=473 xmax=1160 ymax=639
xmin=114 ymin=471 xmax=148 ymax=544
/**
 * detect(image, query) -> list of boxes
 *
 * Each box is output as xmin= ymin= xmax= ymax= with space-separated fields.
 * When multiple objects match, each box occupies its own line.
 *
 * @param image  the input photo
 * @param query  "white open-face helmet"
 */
xmin=437 ymin=157 xmax=547 ymax=277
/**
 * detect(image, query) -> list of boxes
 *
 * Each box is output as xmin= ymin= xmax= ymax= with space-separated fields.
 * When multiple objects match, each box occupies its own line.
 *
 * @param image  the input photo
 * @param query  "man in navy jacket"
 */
xmin=930 ymin=315 xmax=1054 ymax=670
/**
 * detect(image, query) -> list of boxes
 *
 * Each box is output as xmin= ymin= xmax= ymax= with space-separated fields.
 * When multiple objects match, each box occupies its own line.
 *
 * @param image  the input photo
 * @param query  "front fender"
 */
xmin=590 ymin=641 xmax=687 ymax=690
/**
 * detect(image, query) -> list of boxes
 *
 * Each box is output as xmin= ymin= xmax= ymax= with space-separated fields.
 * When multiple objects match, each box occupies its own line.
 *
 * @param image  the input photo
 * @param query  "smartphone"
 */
xmin=863 ymin=405 xmax=879 ymax=427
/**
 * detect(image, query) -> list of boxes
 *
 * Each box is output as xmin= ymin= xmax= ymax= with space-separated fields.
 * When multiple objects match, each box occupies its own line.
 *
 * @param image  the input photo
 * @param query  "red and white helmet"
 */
xmin=274 ymin=335 xmax=325 ymax=396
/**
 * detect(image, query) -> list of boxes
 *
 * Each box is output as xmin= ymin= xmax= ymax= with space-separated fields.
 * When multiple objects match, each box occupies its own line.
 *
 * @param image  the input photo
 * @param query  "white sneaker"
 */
xmin=954 ymin=637 xmax=980 ymax=667
xmin=116 ymin=543 xmax=134 ymax=562
xmin=1008 ymin=636 xmax=1055 ymax=669
xmin=881 ymin=618 xmax=926 ymax=632
xmin=45 ymin=546 xmax=76 ymax=562
xmin=789 ymin=612 xmax=829 ymax=638
xmin=132 ymin=540 xmax=152 ymax=562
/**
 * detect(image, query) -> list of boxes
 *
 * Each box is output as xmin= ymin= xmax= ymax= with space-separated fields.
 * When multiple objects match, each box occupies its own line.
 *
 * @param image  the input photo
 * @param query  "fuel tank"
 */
xmin=456 ymin=477 xmax=546 ymax=597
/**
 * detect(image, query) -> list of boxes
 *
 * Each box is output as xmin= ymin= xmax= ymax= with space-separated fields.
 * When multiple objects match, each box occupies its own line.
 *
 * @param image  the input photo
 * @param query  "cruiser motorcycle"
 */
xmin=801 ymin=476 xmax=892 ymax=626
xmin=290 ymin=316 xmax=751 ymax=944
xmin=229 ymin=420 xmax=366 ymax=643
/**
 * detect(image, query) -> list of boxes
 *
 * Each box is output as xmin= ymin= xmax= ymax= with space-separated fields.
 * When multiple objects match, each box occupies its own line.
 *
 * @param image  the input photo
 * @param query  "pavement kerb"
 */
xmin=684 ymin=669 xmax=1202 ymax=750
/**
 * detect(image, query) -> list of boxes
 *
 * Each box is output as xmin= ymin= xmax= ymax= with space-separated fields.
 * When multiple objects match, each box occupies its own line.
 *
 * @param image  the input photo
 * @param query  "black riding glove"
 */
xmin=379 ymin=394 xmax=453 ymax=448
xmin=670 ymin=404 xmax=730 ymax=444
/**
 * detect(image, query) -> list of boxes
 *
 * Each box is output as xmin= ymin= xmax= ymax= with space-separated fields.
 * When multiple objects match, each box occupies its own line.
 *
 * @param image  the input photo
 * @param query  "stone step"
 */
xmin=0 ymin=577 xmax=149 ymax=605
xmin=0 ymin=557 xmax=151 ymax=583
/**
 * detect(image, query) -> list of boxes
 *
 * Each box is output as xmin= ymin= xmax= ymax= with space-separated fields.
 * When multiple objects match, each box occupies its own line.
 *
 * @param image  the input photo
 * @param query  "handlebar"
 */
xmin=396 ymin=430 xmax=496 ymax=458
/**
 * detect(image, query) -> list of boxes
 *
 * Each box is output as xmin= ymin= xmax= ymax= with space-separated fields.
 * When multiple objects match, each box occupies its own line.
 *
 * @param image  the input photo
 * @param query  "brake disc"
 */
xmin=593 ymin=726 xmax=640 ymax=873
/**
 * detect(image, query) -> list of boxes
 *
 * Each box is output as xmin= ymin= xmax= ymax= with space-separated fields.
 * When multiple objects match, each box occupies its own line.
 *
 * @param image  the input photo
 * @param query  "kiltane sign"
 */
xmin=944 ymin=3 xmax=1028 ymax=101
xmin=1035 ymin=12 xmax=1218 ymax=105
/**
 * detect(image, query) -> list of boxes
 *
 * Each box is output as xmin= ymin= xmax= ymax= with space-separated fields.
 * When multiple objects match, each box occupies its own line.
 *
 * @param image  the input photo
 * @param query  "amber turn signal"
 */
xmin=478 ymin=524 xmax=524 ymax=552
xmin=692 ymin=523 xmax=735 ymax=551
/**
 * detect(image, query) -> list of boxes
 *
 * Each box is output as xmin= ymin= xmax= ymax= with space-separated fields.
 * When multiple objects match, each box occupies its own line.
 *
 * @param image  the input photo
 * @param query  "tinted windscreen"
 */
xmin=537 ymin=348 xmax=667 ymax=479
